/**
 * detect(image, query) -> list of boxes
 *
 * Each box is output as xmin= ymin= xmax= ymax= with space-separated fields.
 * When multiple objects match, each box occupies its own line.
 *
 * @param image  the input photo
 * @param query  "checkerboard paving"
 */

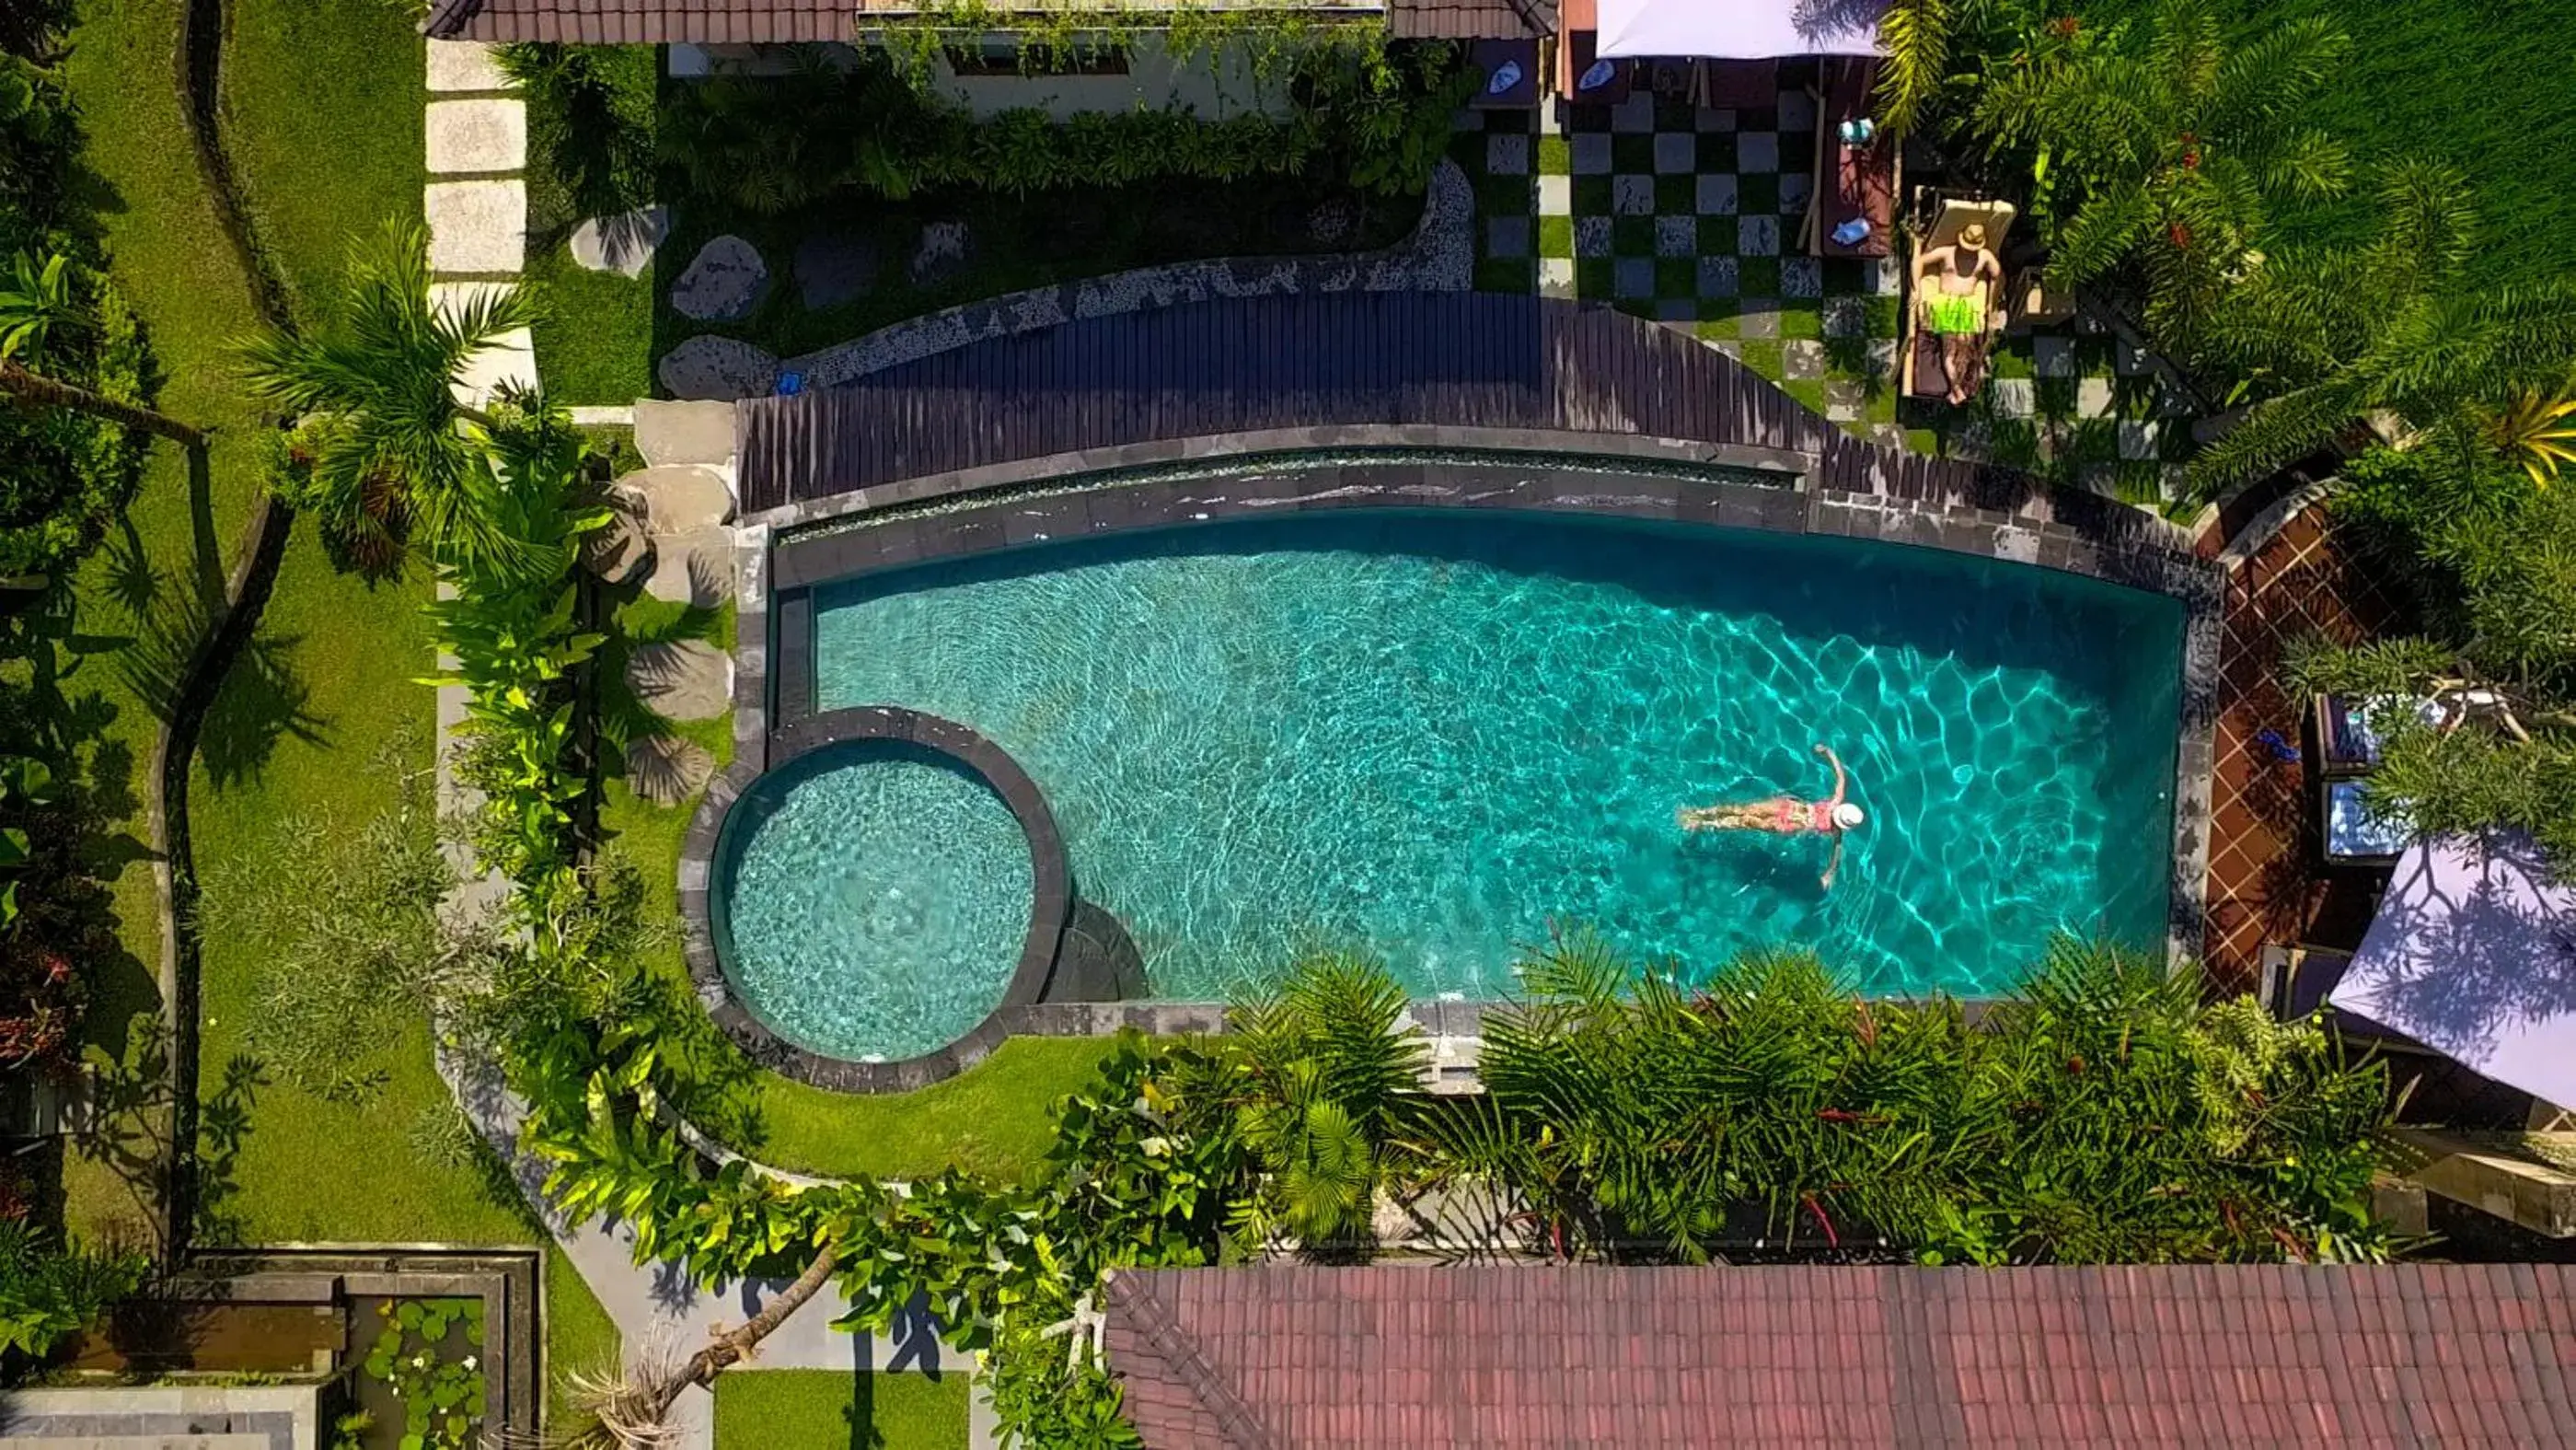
xmin=1455 ymin=78 xmax=2205 ymax=502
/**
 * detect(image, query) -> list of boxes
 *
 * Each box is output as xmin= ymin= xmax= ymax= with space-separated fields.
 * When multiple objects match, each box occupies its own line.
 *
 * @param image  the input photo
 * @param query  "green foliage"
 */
xmin=358 ymin=1297 xmax=488 ymax=1450
xmin=1226 ymin=950 xmax=1424 ymax=1245
xmin=497 ymin=43 xmax=658 ymax=221
xmin=1971 ymin=0 xmax=2350 ymax=350
xmin=1444 ymin=930 xmax=2389 ymax=1265
xmin=0 ymin=254 xmax=151 ymax=575
xmin=238 ymin=220 xmax=548 ymax=578
xmin=191 ymin=752 xmax=450 ymax=1102
xmin=653 ymin=41 xmax=1463 ymax=214
xmin=2287 ymin=446 xmax=2576 ymax=870
xmin=2188 ymin=163 xmax=2576 ymax=494
xmin=0 ymin=1219 xmax=144 ymax=1365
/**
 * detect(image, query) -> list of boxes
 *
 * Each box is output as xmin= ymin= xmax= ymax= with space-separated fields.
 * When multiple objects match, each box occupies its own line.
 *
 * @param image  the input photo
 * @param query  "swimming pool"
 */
xmin=713 ymin=739 xmax=1036 ymax=1061
xmin=803 ymin=508 xmax=2184 ymax=1008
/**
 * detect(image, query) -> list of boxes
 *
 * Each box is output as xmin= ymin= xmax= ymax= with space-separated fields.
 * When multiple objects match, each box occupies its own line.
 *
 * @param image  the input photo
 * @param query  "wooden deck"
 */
xmin=737 ymin=293 xmax=2093 ymax=519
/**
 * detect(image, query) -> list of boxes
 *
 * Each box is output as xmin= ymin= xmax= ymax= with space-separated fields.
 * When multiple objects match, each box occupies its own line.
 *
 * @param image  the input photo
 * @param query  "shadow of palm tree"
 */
xmin=110 ymin=586 xmax=326 ymax=788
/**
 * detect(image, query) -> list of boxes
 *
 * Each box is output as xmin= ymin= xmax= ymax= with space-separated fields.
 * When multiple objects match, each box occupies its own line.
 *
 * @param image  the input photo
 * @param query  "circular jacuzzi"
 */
xmin=702 ymin=711 xmax=1069 ymax=1075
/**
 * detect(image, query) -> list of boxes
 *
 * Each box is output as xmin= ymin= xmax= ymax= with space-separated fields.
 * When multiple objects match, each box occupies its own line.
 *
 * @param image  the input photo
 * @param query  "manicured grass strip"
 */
xmin=731 ymin=1037 xmax=1133 ymax=1184
xmin=545 ymin=1250 xmax=621 ymax=1433
xmin=526 ymin=244 xmax=656 ymax=405
xmin=56 ymin=0 xmax=276 ymax=1247
xmin=220 ymin=0 xmax=424 ymax=318
xmin=714 ymin=1370 xmax=969 ymax=1450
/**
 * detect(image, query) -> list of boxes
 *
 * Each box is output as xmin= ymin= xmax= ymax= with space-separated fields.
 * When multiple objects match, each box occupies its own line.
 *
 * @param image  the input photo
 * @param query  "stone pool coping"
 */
xmin=680 ymin=706 xmax=1074 ymax=1093
xmin=709 ymin=429 xmax=2221 ymax=1091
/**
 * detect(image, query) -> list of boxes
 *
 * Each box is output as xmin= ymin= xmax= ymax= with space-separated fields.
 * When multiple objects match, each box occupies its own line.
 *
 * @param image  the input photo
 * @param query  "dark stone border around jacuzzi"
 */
xmin=679 ymin=706 xmax=1074 ymax=1094
xmin=715 ymin=429 xmax=2222 ymax=1084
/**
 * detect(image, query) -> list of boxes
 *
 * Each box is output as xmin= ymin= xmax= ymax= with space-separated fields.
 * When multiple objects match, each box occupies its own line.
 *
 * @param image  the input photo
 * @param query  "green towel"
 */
xmin=1924 ymin=293 xmax=1984 ymax=336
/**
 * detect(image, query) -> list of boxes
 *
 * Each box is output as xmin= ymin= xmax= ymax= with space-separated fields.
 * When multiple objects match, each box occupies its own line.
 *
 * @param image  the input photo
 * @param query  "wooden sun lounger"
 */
xmin=1901 ymin=194 xmax=2016 ymax=404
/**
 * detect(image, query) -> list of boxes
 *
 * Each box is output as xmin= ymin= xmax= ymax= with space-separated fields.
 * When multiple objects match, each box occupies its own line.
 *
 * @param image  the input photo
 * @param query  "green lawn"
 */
xmin=54 ymin=0 xmax=275 ymax=1249
xmin=221 ymin=0 xmax=424 ymax=313
xmin=546 ymin=1249 xmax=621 ymax=1432
xmin=713 ymin=1370 xmax=969 ymax=1450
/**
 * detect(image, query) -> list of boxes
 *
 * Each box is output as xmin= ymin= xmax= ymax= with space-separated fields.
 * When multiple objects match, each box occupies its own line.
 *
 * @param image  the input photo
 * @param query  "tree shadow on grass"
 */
xmin=110 ymin=585 xmax=326 ymax=790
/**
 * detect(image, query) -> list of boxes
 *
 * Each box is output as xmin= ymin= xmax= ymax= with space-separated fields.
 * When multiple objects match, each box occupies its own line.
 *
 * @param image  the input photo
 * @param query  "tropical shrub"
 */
xmin=2186 ymin=163 xmax=2576 ymax=493
xmin=0 ymin=1219 xmax=144 ymax=1366
xmin=1415 ymin=930 xmax=2389 ymax=1265
xmin=240 ymin=221 xmax=548 ymax=579
xmin=1969 ymin=0 xmax=2351 ymax=354
xmin=637 ymin=40 xmax=1463 ymax=214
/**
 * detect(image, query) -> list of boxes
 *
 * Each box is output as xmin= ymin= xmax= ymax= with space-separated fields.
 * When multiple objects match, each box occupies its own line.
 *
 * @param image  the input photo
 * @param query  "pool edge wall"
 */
xmin=706 ymin=429 xmax=2222 ymax=1095
xmin=681 ymin=709 xmax=1073 ymax=1094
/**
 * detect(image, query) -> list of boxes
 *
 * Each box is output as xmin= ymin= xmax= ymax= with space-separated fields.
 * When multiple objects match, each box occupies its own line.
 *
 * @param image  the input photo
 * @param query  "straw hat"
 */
xmin=1958 ymin=222 xmax=1990 ymax=250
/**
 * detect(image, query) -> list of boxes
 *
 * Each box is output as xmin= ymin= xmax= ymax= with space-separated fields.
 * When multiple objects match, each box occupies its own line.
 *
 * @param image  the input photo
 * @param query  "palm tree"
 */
xmin=2189 ymin=160 xmax=2576 ymax=494
xmin=1971 ymin=0 xmax=2350 ymax=341
xmin=559 ymin=1245 xmax=842 ymax=1448
xmin=237 ymin=219 xmax=544 ymax=578
xmin=0 ymin=250 xmax=206 ymax=447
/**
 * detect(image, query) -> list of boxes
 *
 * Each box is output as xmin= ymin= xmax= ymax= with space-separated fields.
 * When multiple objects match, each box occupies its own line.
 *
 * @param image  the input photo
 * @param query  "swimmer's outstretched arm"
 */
xmin=1821 ymin=832 xmax=1844 ymax=890
xmin=1815 ymin=743 xmax=1847 ymax=806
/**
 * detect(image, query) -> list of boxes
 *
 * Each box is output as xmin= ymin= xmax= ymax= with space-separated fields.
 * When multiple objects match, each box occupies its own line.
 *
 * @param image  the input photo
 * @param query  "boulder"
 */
xmin=794 ymin=234 xmax=880 ymax=309
xmin=570 ymin=205 xmax=669 ymax=279
xmin=657 ymin=334 xmax=779 ymax=401
xmin=626 ymin=638 xmax=733 ymax=722
xmin=628 ymin=735 xmax=716 ymax=806
xmin=633 ymin=400 xmax=737 ymax=469
xmin=583 ymin=491 xmax=653 ymax=584
xmin=643 ymin=527 xmax=736 ymax=608
xmin=909 ymin=221 xmax=972 ymax=286
xmin=670 ymin=234 xmax=770 ymax=322
xmin=616 ymin=465 xmax=734 ymax=532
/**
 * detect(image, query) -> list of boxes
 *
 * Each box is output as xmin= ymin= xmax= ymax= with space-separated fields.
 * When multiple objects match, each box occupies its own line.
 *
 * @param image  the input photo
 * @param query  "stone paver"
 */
xmin=618 ymin=465 xmax=734 ymax=531
xmin=643 ymin=527 xmax=737 ymax=607
xmin=452 ymin=325 xmax=537 ymax=406
xmin=426 ymin=98 xmax=526 ymax=175
xmin=571 ymin=205 xmax=669 ymax=279
xmin=634 ymin=400 xmax=738 ymax=468
xmin=658 ymin=334 xmax=779 ymax=400
xmin=670 ymin=235 xmax=770 ymax=323
xmin=910 ymin=221 xmax=973 ymax=285
xmin=424 ymin=180 xmax=526 ymax=274
xmin=627 ymin=640 xmax=732 ymax=723
xmin=426 ymin=39 xmax=514 ymax=93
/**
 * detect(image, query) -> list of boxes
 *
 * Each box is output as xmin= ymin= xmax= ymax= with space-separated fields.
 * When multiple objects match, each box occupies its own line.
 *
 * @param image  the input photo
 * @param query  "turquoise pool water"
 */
xmin=714 ymin=741 xmax=1034 ymax=1061
xmin=806 ymin=509 xmax=2183 ymax=1011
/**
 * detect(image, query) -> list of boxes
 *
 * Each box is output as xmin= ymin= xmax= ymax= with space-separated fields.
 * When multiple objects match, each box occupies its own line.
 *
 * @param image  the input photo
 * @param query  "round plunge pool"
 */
xmin=710 ymin=737 xmax=1038 ymax=1062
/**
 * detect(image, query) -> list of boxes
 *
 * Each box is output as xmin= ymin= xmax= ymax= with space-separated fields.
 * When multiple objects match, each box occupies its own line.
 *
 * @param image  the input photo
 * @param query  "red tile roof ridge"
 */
xmin=1102 ymin=1268 xmax=1283 ymax=1450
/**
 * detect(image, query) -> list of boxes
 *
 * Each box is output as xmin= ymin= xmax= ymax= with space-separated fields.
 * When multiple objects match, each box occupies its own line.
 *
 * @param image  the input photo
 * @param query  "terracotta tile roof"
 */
xmin=1390 ymin=0 xmax=1554 ymax=38
xmin=1102 ymin=1263 xmax=2576 ymax=1448
xmin=423 ymin=0 xmax=1414 ymax=44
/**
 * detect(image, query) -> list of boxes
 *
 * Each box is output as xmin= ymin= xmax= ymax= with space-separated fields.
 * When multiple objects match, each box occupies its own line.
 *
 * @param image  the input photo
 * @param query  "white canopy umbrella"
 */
xmin=1595 ymin=0 xmax=1889 ymax=60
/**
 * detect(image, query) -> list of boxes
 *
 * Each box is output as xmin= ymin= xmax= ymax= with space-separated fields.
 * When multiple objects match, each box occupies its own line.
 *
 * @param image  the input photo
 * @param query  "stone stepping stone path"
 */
xmin=657 ymin=333 xmax=779 ymax=401
xmin=616 ymin=464 xmax=733 ymax=531
xmin=572 ymin=205 xmax=670 ymax=279
xmin=424 ymin=42 xmax=530 ymax=404
xmin=670 ymin=235 xmax=769 ymax=322
xmin=642 ymin=528 xmax=737 ymax=608
xmin=626 ymin=639 xmax=732 ymax=722
xmin=628 ymin=735 xmax=716 ymax=806
xmin=634 ymin=400 xmax=736 ymax=468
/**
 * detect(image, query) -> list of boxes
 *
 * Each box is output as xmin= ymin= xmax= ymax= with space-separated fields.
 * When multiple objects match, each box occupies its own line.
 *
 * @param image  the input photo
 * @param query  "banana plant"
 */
xmin=0 ymin=754 xmax=55 ymax=931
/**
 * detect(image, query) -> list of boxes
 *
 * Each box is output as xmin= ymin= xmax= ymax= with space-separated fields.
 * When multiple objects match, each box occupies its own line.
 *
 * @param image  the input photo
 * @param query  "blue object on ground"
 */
xmin=1487 ymin=61 xmax=1523 ymax=95
xmin=1832 ymin=218 xmax=1873 ymax=248
xmin=776 ymin=370 xmax=804 ymax=396
xmin=2255 ymin=727 xmax=2302 ymax=763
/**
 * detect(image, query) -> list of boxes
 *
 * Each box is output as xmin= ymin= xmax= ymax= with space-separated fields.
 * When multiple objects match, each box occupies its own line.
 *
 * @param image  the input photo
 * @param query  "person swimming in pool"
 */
xmin=1679 ymin=744 xmax=1865 ymax=888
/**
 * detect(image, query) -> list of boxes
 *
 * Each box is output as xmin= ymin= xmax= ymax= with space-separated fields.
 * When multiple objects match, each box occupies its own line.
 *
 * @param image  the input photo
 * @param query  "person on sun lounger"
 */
xmin=1679 ymin=744 xmax=1865 ymax=888
xmin=1915 ymin=222 xmax=2003 ymax=405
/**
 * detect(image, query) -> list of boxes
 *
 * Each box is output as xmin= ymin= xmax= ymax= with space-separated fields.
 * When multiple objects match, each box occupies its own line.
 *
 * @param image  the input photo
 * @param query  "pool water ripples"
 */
xmin=809 ymin=510 xmax=2182 ymax=1010
xmin=714 ymin=744 xmax=1034 ymax=1061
